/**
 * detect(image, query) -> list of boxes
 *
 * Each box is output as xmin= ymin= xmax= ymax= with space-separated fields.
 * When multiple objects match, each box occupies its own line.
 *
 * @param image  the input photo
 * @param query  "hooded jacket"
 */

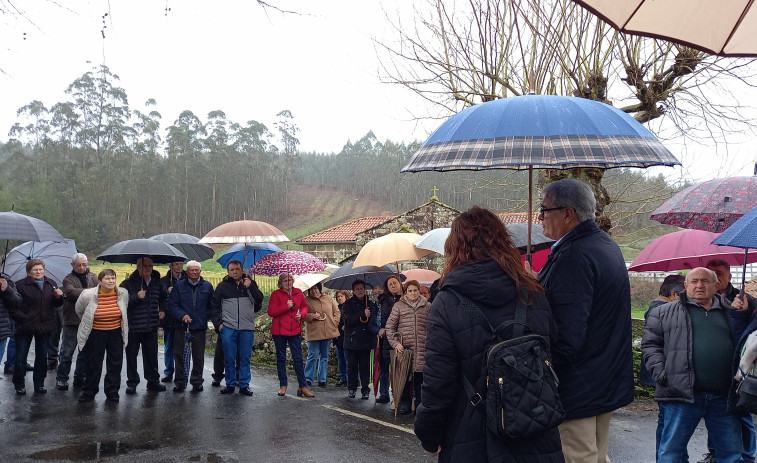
xmin=414 ymin=259 xmax=563 ymax=463
xmin=211 ymin=275 xmax=264 ymax=331
xmin=385 ymin=293 xmax=431 ymax=372
xmin=11 ymin=275 xmax=64 ymax=335
xmin=304 ymin=292 xmax=340 ymax=341
xmin=75 ymin=285 xmax=129 ymax=350
xmin=537 ymin=219 xmax=634 ymax=420
xmin=120 ymin=269 xmax=168 ymax=333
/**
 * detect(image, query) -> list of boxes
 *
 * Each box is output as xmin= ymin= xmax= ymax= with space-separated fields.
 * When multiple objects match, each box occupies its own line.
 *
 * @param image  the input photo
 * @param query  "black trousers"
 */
xmin=400 ymin=371 xmax=423 ymax=407
xmin=173 ymin=329 xmax=207 ymax=387
xmin=81 ymin=328 xmax=123 ymax=398
xmin=125 ymin=330 xmax=159 ymax=388
xmin=212 ymin=334 xmax=239 ymax=382
xmin=346 ymin=348 xmax=371 ymax=393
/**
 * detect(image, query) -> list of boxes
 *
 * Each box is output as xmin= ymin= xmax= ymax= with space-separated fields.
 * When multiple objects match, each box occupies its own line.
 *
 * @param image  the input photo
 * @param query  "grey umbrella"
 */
xmin=148 ymin=233 xmax=215 ymax=262
xmin=323 ymin=262 xmax=406 ymax=290
xmin=2 ymin=239 xmax=78 ymax=287
xmin=505 ymin=223 xmax=555 ymax=254
xmin=96 ymin=239 xmax=187 ymax=264
xmin=0 ymin=210 xmax=66 ymax=242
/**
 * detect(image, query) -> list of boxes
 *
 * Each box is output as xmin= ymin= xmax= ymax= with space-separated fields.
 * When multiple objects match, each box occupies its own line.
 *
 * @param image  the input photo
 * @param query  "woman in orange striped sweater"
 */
xmin=74 ymin=269 xmax=129 ymax=403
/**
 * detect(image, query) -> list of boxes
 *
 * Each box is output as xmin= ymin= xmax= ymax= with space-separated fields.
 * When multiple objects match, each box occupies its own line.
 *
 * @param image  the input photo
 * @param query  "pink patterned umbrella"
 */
xmin=650 ymin=176 xmax=757 ymax=233
xmin=249 ymin=250 xmax=326 ymax=276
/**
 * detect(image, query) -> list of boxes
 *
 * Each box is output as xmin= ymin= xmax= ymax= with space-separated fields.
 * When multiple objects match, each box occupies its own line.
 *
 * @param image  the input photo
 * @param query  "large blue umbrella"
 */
xmin=712 ymin=206 xmax=757 ymax=295
xmin=216 ymin=243 xmax=282 ymax=270
xmin=401 ymin=94 xmax=680 ymax=257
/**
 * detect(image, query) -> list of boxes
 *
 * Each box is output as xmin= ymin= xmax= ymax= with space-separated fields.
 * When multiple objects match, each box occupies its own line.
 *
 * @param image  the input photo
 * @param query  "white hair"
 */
xmin=71 ymin=253 xmax=88 ymax=263
xmin=185 ymin=260 xmax=201 ymax=270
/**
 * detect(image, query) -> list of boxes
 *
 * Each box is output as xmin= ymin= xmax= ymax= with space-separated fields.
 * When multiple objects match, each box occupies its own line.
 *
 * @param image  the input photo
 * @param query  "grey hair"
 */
xmin=685 ymin=267 xmax=718 ymax=284
xmin=71 ymin=253 xmax=88 ymax=263
xmin=185 ymin=260 xmax=201 ymax=270
xmin=542 ymin=179 xmax=596 ymax=222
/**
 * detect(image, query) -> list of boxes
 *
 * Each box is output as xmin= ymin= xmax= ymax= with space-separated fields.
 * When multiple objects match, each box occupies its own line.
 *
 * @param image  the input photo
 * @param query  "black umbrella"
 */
xmin=0 ymin=209 xmax=67 ymax=273
xmin=323 ymin=262 xmax=406 ymax=290
xmin=96 ymin=239 xmax=187 ymax=264
xmin=505 ymin=223 xmax=555 ymax=254
xmin=148 ymin=233 xmax=214 ymax=262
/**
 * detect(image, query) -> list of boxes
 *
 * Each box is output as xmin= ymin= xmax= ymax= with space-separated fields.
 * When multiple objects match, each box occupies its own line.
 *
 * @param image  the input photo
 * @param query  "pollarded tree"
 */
xmin=380 ymin=0 xmax=756 ymax=230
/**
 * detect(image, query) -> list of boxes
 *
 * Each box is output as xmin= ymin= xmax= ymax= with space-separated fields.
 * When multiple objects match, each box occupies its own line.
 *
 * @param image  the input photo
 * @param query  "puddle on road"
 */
xmin=188 ymin=453 xmax=222 ymax=462
xmin=30 ymin=440 xmax=159 ymax=461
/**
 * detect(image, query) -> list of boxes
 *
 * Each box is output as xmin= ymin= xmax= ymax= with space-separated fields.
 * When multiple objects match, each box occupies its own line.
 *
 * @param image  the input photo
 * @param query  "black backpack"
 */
xmin=450 ymin=288 xmax=565 ymax=440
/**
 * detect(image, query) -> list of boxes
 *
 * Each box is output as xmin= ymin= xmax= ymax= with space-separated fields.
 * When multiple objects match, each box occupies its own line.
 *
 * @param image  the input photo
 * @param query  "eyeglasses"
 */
xmin=538 ymin=206 xmax=566 ymax=215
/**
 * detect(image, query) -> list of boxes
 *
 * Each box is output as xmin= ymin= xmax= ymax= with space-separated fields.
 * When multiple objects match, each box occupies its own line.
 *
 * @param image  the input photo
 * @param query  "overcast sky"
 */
xmin=1 ymin=0 xmax=755 ymax=184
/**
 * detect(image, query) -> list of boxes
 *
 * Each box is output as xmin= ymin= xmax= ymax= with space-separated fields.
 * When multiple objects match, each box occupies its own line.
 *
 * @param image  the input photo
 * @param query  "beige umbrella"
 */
xmin=572 ymin=0 xmax=757 ymax=57
xmin=389 ymin=333 xmax=413 ymax=417
xmin=198 ymin=220 xmax=289 ymax=244
xmin=293 ymin=273 xmax=330 ymax=292
xmin=353 ymin=233 xmax=434 ymax=269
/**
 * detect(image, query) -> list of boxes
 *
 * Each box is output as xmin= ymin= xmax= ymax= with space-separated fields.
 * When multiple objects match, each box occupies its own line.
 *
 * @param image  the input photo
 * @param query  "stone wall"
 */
xmin=300 ymin=242 xmax=357 ymax=265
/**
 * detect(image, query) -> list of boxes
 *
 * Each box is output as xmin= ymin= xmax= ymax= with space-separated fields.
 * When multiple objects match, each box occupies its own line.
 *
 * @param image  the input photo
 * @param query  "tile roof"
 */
xmin=498 ymin=212 xmax=539 ymax=224
xmin=297 ymin=216 xmax=394 ymax=243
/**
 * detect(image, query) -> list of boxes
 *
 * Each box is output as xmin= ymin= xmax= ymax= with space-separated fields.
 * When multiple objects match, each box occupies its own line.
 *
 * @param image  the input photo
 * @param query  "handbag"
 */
xmin=736 ymin=374 xmax=757 ymax=414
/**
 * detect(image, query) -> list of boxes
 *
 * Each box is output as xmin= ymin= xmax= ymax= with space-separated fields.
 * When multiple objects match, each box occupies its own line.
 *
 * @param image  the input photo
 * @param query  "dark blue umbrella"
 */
xmin=711 ymin=205 xmax=757 ymax=294
xmin=216 ymin=243 xmax=282 ymax=270
xmin=401 ymin=94 xmax=680 ymax=259
xmin=181 ymin=325 xmax=192 ymax=390
xmin=323 ymin=262 xmax=405 ymax=290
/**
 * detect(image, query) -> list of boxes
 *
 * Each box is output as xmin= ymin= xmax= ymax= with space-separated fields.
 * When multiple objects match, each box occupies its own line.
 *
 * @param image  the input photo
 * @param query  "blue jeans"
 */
xmin=13 ymin=332 xmax=49 ymax=389
xmin=304 ymin=339 xmax=330 ymax=383
xmin=273 ymin=334 xmax=306 ymax=388
xmin=57 ymin=325 xmax=86 ymax=383
xmin=658 ymin=393 xmax=742 ymax=463
xmin=163 ymin=327 xmax=175 ymax=376
xmin=220 ymin=328 xmax=254 ymax=388
xmin=706 ymin=415 xmax=756 ymax=462
xmin=336 ymin=344 xmax=348 ymax=382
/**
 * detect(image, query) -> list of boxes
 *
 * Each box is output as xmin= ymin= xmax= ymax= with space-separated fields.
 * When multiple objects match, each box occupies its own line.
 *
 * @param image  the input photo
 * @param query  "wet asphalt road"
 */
xmin=0 ymin=348 xmax=710 ymax=462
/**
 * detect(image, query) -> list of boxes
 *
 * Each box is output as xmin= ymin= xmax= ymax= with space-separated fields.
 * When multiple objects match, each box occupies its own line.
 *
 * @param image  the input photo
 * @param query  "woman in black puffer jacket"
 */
xmin=414 ymin=207 xmax=564 ymax=463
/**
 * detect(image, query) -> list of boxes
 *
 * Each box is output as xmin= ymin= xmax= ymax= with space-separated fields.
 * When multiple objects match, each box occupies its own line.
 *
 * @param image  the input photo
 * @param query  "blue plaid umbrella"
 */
xmin=181 ymin=325 xmax=192 ymax=389
xmin=401 ymin=94 xmax=680 ymax=256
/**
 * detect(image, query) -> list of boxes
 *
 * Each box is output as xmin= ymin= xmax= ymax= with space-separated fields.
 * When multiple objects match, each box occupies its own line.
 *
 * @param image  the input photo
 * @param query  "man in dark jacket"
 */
xmin=0 ymin=275 xmax=21 ymax=373
xmin=210 ymin=260 xmax=263 ymax=396
xmin=643 ymin=267 xmax=744 ymax=463
xmin=536 ymin=179 xmax=634 ymax=463
xmin=341 ymin=280 xmax=378 ymax=400
xmin=700 ymin=259 xmax=757 ymax=463
xmin=159 ymin=261 xmax=186 ymax=383
xmin=641 ymin=275 xmax=685 ymax=387
xmin=56 ymin=253 xmax=98 ymax=391
xmin=376 ymin=275 xmax=403 ymax=404
xmin=120 ymin=257 xmax=168 ymax=394
xmin=165 ymin=260 xmax=214 ymax=392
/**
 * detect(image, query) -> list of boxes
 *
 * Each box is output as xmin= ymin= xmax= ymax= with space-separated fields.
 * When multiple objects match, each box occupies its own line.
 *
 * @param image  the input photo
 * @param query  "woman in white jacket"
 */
xmin=75 ymin=269 xmax=129 ymax=403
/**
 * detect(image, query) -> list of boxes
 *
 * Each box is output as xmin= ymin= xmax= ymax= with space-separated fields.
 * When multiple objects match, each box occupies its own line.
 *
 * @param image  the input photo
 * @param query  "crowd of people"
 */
xmin=1 ymin=177 xmax=756 ymax=462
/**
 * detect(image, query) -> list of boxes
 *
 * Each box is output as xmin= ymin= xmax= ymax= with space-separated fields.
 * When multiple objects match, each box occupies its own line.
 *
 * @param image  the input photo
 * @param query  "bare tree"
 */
xmin=379 ymin=0 xmax=757 ymax=230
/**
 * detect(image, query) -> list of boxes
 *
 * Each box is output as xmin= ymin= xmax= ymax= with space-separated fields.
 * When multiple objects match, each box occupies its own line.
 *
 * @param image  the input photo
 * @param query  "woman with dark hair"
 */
xmin=268 ymin=273 xmax=313 ymax=398
xmin=334 ymin=290 xmax=350 ymax=387
xmin=304 ymin=282 xmax=340 ymax=388
xmin=341 ymin=279 xmax=378 ymax=399
xmin=414 ymin=207 xmax=564 ymax=462
xmin=385 ymin=279 xmax=431 ymax=414
xmin=376 ymin=274 xmax=403 ymax=404
xmin=75 ymin=269 xmax=129 ymax=403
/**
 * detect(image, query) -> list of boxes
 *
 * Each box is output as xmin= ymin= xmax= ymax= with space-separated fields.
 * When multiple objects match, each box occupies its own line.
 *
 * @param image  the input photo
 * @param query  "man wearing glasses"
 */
xmin=536 ymin=179 xmax=634 ymax=463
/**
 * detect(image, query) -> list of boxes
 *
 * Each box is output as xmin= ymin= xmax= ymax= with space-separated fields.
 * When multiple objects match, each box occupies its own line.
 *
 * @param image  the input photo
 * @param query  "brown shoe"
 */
xmin=296 ymin=387 xmax=315 ymax=398
xmin=277 ymin=386 xmax=287 ymax=396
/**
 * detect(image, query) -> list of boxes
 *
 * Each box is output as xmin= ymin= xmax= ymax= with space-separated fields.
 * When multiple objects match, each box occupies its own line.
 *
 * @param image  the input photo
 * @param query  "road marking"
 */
xmin=320 ymin=404 xmax=415 ymax=434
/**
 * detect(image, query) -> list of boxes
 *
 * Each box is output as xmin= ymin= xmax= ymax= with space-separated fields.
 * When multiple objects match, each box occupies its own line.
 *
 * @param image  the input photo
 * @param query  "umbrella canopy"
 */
xmin=414 ymin=228 xmax=451 ymax=255
xmin=249 ymin=250 xmax=326 ymax=276
xmin=323 ymin=262 xmax=405 ymax=290
xmin=2 ymin=239 xmax=77 ymax=287
xmin=401 ymin=94 xmax=679 ymax=254
xmin=96 ymin=239 xmax=187 ymax=264
xmin=293 ymin=273 xmax=330 ymax=292
xmin=148 ymin=233 xmax=215 ymax=262
xmin=353 ymin=233 xmax=434 ymax=268
xmin=629 ymin=229 xmax=757 ymax=272
xmin=712 ymin=206 xmax=757 ymax=293
xmin=0 ymin=210 xmax=66 ymax=242
xmin=571 ymin=0 xmax=757 ymax=57
xmin=650 ymin=176 xmax=757 ymax=233
xmin=216 ymin=242 xmax=282 ymax=270
xmin=401 ymin=269 xmax=441 ymax=286
xmin=389 ymin=333 xmax=413 ymax=417
xmin=199 ymin=220 xmax=289 ymax=244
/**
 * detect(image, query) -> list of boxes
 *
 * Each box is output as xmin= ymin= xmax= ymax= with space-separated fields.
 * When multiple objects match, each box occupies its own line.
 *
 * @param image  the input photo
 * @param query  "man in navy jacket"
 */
xmin=537 ymin=179 xmax=634 ymax=463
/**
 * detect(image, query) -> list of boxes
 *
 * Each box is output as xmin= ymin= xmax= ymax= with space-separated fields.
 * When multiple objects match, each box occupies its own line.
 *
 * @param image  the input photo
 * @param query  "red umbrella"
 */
xmin=249 ymin=251 xmax=326 ymax=276
xmin=651 ymin=176 xmax=757 ymax=233
xmin=628 ymin=229 xmax=757 ymax=272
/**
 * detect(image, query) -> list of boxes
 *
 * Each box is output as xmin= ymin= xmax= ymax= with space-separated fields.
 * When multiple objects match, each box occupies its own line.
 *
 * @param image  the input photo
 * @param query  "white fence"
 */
xmin=626 ymin=262 xmax=757 ymax=285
